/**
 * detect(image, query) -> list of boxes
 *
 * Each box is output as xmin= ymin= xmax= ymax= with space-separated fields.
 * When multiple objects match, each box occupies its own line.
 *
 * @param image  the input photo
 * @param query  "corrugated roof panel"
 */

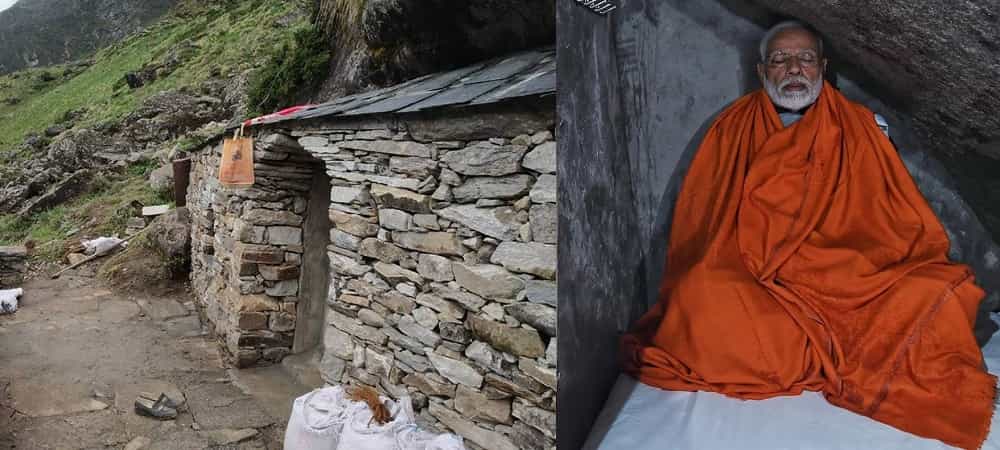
xmin=470 ymin=68 xmax=556 ymax=104
xmin=298 ymin=73 xmax=439 ymax=119
xmin=251 ymin=93 xmax=364 ymax=124
xmin=305 ymin=89 xmax=372 ymax=112
xmin=340 ymin=90 xmax=440 ymax=116
xmin=237 ymin=47 xmax=556 ymax=128
xmin=400 ymin=63 xmax=488 ymax=92
xmin=531 ymin=56 xmax=556 ymax=74
xmin=340 ymin=62 xmax=496 ymax=115
xmin=459 ymin=50 xmax=548 ymax=84
xmin=297 ymin=92 xmax=390 ymax=119
xmin=396 ymin=80 xmax=507 ymax=113
xmin=336 ymin=64 xmax=492 ymax=117
xmin=465 ymin=53 xmax=554 ymax=105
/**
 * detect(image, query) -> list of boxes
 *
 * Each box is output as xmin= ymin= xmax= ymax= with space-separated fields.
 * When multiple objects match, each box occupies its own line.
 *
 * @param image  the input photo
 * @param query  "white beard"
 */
xmin=764 ymin=75 xmax=822 ymax=111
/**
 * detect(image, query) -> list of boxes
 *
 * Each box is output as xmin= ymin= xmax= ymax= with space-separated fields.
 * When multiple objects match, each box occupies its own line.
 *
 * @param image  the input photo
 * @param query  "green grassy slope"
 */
xmin=0 ymin=0 xmax=305 ymax=151
xmin=0 ymin=0 xmax=311 ymax=256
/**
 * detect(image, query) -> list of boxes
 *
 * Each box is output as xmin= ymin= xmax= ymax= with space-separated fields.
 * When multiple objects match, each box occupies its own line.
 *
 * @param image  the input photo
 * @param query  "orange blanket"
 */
xmin=621 ymin=81 xmax=996 ymax=450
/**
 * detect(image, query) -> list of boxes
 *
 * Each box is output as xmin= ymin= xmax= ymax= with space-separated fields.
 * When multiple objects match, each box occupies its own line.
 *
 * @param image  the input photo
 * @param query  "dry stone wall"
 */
xmin=0 ymin=245 xmax=27 ymax=287
xmin=186 ymin=109 xmax=557 ymax=449
xmin=188 ymin=135 xmax=323 ymax=367
xmin=296 ymin=123 xmax=557 ymax=450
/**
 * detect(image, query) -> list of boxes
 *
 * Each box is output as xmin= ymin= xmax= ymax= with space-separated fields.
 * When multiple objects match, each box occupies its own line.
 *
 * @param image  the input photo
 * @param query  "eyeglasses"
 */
xmin=766 ymin=50 xmax=820 ymax=68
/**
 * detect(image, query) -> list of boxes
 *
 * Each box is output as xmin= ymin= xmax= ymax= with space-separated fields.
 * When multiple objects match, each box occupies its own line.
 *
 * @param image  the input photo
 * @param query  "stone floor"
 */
xmin=0 ymin=269 xmax=318 ymax=449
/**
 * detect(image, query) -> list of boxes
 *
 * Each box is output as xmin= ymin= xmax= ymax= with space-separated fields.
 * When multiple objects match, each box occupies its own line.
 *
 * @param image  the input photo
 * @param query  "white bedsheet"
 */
xmin=584 ymin=314 xmax=1000 ymax=450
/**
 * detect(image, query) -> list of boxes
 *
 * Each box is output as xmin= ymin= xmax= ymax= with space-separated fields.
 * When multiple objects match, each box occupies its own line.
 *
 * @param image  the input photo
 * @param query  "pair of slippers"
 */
xmin=134 ymin=392 xmax=182 ymax=420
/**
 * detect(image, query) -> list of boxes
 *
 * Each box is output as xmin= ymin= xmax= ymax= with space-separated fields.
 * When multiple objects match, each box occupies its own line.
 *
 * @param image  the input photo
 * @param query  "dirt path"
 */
xmin=0 ymin=270 xmax=314 ymax=449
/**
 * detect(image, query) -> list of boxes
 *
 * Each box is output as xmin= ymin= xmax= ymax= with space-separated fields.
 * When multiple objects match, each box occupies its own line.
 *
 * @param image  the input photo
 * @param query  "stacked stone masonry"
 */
xmin=188 ymin=137 xmax=321 ymax=367
xmin=188 ymin=120 xmax=557 ymax=450
xmin=311 ymin=125 xmax=556 ymax=450
xmin=0 ymin=245 xmax=27 ymax=287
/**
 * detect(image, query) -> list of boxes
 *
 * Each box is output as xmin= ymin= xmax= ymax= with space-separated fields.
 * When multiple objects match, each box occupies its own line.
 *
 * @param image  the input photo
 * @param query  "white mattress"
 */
xmin=583 ymin=314 xmax=1000 ymax=450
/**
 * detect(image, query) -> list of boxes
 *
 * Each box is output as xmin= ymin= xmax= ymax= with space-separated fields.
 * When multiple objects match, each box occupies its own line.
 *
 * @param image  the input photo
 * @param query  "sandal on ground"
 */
xmin=138 ymin=391 xmax=182 ymax=409
xmin=134 ymin=393 xmax=178 ymax=420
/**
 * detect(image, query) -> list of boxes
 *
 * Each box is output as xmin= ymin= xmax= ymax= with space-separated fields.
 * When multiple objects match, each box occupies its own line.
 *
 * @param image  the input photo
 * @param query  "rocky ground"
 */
xmin=0 ymin=263 xmax=318 ymax=449
xmin=0 ymin=83 xmax=239 ymax=217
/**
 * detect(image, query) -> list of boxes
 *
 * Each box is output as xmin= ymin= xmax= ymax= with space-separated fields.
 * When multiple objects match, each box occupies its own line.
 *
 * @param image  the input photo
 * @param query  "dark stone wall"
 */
xmin=313 ymin=0 xmax=556 ymax=99
xmin=557 ymin=0 xmax=1000 ymax=448
xmin=557 ymin=2 xmax=643 ymax=449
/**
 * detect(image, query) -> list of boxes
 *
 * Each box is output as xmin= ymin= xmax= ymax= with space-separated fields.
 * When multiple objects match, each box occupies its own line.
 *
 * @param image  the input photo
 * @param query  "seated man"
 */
xmin=621 ymin=21 xmax=995 ymax=450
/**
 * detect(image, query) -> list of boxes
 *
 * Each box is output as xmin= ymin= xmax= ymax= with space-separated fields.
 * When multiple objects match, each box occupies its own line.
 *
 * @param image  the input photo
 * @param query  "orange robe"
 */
xmin=621 ymin=81 xmax=996 ymax=450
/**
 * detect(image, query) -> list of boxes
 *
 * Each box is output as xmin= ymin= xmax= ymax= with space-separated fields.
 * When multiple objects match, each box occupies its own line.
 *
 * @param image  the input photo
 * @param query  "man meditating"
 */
xmin=621 ymin=21 xmax=995 ymax=450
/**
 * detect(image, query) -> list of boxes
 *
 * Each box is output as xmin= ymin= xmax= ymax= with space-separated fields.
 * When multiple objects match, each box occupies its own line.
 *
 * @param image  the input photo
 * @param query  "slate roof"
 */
xmin=248 ymin=46 xmax=556 ymax=127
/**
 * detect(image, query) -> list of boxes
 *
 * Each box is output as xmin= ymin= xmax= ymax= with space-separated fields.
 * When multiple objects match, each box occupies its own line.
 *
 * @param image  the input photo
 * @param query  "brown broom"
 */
xmin=346 ymin=385 xmax=393 ymax=425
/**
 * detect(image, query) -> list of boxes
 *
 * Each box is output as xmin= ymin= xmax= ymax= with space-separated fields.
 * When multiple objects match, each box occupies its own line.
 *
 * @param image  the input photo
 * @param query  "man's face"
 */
xmin=757 ymin=28 xmax=828 ymax=111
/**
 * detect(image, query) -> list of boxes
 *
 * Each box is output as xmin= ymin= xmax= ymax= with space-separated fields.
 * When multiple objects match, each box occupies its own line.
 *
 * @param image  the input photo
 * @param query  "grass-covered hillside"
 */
xmin=0 ymin=0 xmax=322 ymax=259
xmin=0 ymin=0 xmax=306 ymax=150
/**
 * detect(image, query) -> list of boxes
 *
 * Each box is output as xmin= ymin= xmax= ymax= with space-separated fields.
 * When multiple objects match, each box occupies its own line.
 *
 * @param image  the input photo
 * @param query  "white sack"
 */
xmin=283 ymin=386 xmax=351 ymax=450
xmin=396 ymin=425 xmax=466 ymax=450
xmin=425 ymin=434 xmax=467 ymax=450
xmin=283 ymin=385 xmax=467 ymax=450
xmin=0 ymin=288 xmax=22 ymax=314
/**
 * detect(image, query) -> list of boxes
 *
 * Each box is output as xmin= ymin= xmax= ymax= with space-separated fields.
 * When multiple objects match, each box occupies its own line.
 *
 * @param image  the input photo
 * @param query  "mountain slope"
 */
xmin=0 ymin=0 xmax=312 ymax=254
xmin=0 ymin=0 xmax=179 ymax=74
xmin=0 ymin=0 xmax=307 ymax=150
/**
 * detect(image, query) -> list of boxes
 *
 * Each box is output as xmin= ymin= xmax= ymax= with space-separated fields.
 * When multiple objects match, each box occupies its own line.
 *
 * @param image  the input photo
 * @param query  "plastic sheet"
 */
xmin=82 ymin=237 xmax=126 ymax=256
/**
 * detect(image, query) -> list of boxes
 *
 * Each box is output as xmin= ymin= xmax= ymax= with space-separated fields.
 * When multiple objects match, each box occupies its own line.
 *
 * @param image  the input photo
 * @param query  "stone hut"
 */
xmin=186 ymin=47 xmax=556 ymax=450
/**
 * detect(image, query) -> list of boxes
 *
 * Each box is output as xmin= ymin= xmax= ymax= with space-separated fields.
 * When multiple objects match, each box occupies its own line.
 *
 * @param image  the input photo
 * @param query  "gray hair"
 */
xmin=759 ymin=20 xmax=824 ymax=62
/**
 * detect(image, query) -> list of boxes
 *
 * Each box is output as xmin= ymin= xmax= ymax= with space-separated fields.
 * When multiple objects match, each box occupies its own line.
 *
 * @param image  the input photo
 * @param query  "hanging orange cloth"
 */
xmin=621 ymin=81 xmax=995 ymax=450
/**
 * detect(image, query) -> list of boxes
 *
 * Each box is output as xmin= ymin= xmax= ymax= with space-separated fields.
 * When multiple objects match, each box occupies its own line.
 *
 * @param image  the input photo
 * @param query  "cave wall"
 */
xmin=312 ymin=0 xmax=555 ymax=100
xmin=557 ymin=0 xmax=1000 ymax=448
